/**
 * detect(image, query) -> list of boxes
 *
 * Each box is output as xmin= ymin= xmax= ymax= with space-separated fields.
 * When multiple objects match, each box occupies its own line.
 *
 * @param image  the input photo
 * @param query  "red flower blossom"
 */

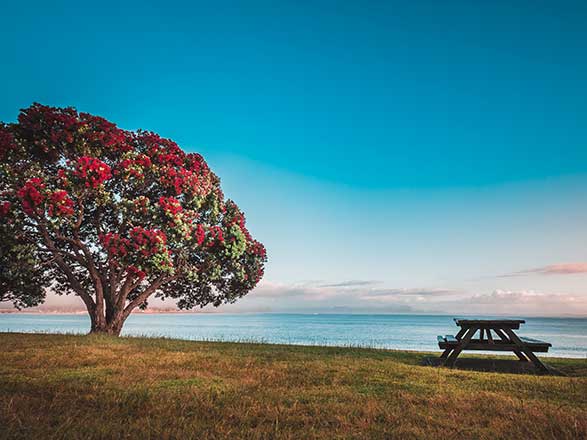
xmin=100 ymin=232 xmax=130 ymax=257
xmin=185 ymin=153 xmax=207 ymax=173
xmin=80 ymin=113 xmax=132 ymax=151
xmin=158 ymin=166 xmax=184 ymax=194
xmin=117 ymin=154 xmax=152 ymax=179
xmin=74 ymin=156 xmax=112 ymax=188
xmin=48 ymin=190 xmax=74 ymax=217
xmin=250 ymin=240 xmax=267 ymax=259
xmin=207 ymin=226 xmax=224 ymax=247
xmin=129 ymin=227 xmax=167 ymax=256
xmin=158 ymin=196 xmax=182 ymax=216
xmin=17 ymin=178 xmax=45 ymax=215
xmin=17 ymin=103 xmax=81 ymax=160
xmin=137 ymin=131 xmax=185 ymax=166
xmin=195 ymin=224 xmax=205 ymax=246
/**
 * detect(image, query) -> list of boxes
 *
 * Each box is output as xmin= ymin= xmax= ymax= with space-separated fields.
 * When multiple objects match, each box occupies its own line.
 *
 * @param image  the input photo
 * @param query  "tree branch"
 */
xmin=54 ymin=197 xmax=106 ymax=316
xmin=36 ymin=219 xmax=96 ymax=311
xmin=122 ymin=275 xmax=174 ymax=319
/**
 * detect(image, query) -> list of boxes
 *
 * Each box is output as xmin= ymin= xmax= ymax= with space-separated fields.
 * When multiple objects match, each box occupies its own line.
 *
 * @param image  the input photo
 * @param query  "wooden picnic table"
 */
xmin=437 ymin=318 xmax=551 ymax=372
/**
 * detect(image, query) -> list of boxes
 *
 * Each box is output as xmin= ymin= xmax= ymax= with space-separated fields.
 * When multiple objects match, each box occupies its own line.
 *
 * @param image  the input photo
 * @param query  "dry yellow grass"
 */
xmin=0 ymin=332 xmax=585 ymax=439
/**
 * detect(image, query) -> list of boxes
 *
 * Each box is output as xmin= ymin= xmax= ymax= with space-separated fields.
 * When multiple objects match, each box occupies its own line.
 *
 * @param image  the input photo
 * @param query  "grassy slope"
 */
xmin=0 ymin=333 xmax=585 ymax=439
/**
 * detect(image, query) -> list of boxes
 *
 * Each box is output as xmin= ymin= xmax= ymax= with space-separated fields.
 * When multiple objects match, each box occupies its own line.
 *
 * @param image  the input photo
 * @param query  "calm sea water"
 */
xmin=1 ymin=313 xmax=586 ymax=358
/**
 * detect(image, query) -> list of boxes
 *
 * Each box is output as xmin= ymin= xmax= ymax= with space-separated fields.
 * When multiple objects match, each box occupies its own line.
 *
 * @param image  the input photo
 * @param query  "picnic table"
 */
xmin=437 ymin=319 xmax=551 ymax=372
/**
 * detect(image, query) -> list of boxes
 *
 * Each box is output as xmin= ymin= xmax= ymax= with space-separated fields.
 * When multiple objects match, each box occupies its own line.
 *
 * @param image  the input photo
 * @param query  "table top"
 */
xmin=454 ymin=318 xmax=525 ymax=327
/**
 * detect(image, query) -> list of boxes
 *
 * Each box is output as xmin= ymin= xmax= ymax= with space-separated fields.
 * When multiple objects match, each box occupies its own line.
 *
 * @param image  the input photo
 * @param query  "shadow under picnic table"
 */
xmin=421 ymin=355 xmax=564 ymax=375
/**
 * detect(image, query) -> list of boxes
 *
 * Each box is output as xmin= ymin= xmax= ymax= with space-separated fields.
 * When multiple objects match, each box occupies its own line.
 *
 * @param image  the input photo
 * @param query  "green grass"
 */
xmin=0 ymin=333 xmax=586 ymax=439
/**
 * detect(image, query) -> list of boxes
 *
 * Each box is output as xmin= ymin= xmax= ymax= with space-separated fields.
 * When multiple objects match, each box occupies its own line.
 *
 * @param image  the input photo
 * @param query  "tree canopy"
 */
xmin=0 ymin=103 xmax=267 ymax=333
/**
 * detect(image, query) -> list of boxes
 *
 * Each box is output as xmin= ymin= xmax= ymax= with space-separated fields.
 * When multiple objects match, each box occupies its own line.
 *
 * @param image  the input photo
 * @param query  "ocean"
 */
xmin=1 ymin=313 xmax=586 ymax=358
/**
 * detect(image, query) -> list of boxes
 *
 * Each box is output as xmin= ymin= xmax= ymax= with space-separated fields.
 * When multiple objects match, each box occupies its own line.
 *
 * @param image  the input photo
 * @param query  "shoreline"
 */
xmin=1 ymin=330 xmax=586 ymax=359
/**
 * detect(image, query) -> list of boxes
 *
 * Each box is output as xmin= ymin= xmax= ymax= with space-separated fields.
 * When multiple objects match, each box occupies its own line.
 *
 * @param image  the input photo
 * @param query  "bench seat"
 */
xmin=437 ymin=335 xmax=551 ymax=352
xmin=519 ymin=336 xmax=550 ymax=345
xmin=437 ymin=335 xmax=458 ymax=345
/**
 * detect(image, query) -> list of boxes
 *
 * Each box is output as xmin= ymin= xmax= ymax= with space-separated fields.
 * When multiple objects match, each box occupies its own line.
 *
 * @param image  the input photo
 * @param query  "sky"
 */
xmin=1 ymin=0 xmax=586 ymax=316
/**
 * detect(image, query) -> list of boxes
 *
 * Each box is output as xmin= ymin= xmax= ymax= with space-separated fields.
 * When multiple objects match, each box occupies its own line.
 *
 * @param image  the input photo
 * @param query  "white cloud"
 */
xmin=316 ymin=280 xmax=382 ymax=288
xmin=4 ymin=280 xmax=586 ymax=317
xmin=447 ymin=289 xmax=587 ymax=316
xmin=360 ymin=288 xmax=459 ymax=300
xmin=247 ymin=282 xmax=587 ymax=316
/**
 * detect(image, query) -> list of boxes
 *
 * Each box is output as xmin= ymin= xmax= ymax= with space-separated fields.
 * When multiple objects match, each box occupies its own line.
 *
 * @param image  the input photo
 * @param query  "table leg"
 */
xmin=444 ymin=326 xmax=477 ymax=367
xmin=440 ymin=348 xmax=452 ymax=359
xmin=502 ymin=327 xmax=549 ymax=373
xmin=493 ymin=328 xmax=509 ymax=341
xmin=493 ymin=328 xmax=528 ymax=362
xmin=486 ymin=329 xmax=494 ymax=344
xmin=513 ymin=351 xmax=529 ymax=362
xmin=455 ymin=328 xmax=466 ymax=340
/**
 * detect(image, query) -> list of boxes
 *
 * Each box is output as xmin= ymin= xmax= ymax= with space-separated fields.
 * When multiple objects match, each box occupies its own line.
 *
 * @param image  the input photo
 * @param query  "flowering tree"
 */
xmin=0 ymin=104 xmax=267 ymax=334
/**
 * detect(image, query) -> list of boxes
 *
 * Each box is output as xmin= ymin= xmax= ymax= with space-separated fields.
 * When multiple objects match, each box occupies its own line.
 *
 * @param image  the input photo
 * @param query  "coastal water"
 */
xmin=1 ymin=313 xmax=586 ymax=358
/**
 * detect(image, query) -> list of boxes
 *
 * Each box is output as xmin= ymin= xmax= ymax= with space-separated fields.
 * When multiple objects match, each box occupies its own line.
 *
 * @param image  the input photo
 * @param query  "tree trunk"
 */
xmin=88 ymin=303 xmax=126 ymax=336
xmin=89 ymin=324 xmax=122 ymax=336
xmin=89 ymin=320 xmax=125 ymax=336
xmin=82 ymin=275 xmax=168 ymax=336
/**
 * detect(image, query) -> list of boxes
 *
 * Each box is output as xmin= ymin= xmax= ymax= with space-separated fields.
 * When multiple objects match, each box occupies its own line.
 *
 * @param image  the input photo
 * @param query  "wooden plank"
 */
xmin=455 ymin=319 xmax=526 ymax=324
xmin=445 ymin=335 xmax=458 ymax=343
xmin=454 ymin=319 xmax=525 ymax=329
xmin=438 ymin=342 xmax=549 ymax=352
xmin=438 ymin=338 xmax=459 ymax=348
xmin=468 ymin=338 xmax=548 ymax=346
xmin=520 ymin=336 xmax=551 ymax=346
xmin=443 ymin=343 xmax=550 ymax=352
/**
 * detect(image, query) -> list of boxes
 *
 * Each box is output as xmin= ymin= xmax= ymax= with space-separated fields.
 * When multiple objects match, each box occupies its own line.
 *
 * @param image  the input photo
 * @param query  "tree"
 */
xmin=0 ymin=103 xmax=267 ymax=334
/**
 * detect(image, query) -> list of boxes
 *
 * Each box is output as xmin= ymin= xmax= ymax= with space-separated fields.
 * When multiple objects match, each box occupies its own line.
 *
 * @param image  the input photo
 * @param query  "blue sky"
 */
xmin=2 ymin=0 xmax=587 ymax=315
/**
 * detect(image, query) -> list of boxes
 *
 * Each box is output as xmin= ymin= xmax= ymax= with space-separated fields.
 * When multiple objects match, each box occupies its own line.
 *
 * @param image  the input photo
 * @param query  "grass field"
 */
xmin=0 ymin=333 xmax=586 ymax=439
